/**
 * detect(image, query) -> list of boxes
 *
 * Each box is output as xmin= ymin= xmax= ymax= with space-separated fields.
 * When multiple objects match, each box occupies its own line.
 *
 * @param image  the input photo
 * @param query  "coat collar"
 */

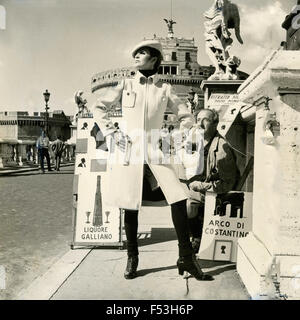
xmin=207 ymin=132 xmax=222 ymax=153
xmin=134 ymin=70 xmax=160 ymax=85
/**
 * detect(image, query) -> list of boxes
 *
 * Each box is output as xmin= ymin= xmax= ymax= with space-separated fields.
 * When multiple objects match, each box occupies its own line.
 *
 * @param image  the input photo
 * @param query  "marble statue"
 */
xmin=163 ymin=18 xmax=176 ymax=37
xmin=74 ymin=90 xmax=90 ymax=120
xmin=204 ymin=0 xmax=243 ymax=80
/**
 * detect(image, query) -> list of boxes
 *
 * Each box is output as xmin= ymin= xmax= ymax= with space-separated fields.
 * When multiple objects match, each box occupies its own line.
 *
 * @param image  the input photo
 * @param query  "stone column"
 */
xmin=30 ymin=146 xmax=34 ymax=162
xmin=17 ymin=144 xmax=24 ymax=166
xmin=237 ymin=50 xmax=300 ymax=299
xmin=12 ymin=145 xmax=17 ymax=162
xmin=0 ymin=144 xmax=4 ymax=168
xmin=34 ymin=146 xmax=39 ymax=165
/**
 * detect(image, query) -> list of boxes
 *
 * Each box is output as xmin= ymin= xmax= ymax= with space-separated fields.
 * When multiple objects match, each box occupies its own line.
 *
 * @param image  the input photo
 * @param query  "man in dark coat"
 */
xmin=187 ymin=108 xmax=240 ymax=253
xmin=51 ymin=135 xmax=65 ymax=171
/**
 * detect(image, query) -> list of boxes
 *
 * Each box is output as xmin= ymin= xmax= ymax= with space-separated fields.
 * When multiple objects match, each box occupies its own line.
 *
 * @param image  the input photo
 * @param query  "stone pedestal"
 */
xmin=236 ymin=50 xmax=300 ymax=300
xmin=201 ymin=79 xmax=248 ymax=186
xmin=201 ymin=80 xmax=244 ymax=107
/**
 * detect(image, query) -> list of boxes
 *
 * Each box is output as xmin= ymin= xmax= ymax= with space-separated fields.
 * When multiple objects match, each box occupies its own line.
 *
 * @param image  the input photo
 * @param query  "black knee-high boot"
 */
xmin=188 ymin=216 xmax=203 ymax=254
xmin=188 ymin=216 xmax=203 ymax=239
xmin=124 ymin=210 xmax=139 ymax=279
xmin=170 ymin=200 xmax=193 ymax=258
xmin=124 ymin=209 xmax=139 ymax=256
xmin=171 ymin=200 xmax=213 ymax=281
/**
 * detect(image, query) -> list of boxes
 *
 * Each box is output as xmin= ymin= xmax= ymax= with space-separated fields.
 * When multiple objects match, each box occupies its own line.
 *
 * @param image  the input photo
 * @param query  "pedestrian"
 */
xmin=51 ymin=135 xmax=65 ymax=171
xmin=187 ymin=108 xmax=240 ymax=253
xmin=93 ymin=39 xmax=213 ymax=281
xmin=36 ymin=130 xmax=52 ymax=173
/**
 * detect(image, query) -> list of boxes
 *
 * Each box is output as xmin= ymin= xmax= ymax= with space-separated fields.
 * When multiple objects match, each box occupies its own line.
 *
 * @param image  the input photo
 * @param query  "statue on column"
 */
xmin=75 ymin=90 xmax=90 ymax=121
xmin=204 ymin=0 xmax=243 ymax=80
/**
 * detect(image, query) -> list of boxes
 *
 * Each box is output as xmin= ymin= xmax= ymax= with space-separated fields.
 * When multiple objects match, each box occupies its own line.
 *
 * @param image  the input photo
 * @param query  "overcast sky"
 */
xmin=0 ymin=0 xmax=297 ymax=115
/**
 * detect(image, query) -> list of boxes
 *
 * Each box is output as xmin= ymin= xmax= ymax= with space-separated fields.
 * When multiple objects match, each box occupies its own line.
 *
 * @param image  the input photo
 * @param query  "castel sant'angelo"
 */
xmin=90 ymin=18 xmax=248 ymax=121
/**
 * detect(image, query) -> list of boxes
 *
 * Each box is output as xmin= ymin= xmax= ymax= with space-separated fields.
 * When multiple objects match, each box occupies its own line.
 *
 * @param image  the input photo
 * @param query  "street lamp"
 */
xmin=43 ymin=89 xmax=50 ymax=135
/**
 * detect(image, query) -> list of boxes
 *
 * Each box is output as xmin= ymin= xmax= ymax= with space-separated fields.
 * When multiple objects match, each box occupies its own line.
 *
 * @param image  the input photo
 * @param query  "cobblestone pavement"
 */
xmin=0 ymin=166 xmax=75 ymax=300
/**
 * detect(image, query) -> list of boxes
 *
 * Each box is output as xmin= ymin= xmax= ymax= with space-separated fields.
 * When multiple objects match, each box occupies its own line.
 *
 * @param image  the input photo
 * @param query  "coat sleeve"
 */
xmin=207 ymin=140 xmax=239 ymax=194
xmin=92 ymin=80 xmax=124 ymax=136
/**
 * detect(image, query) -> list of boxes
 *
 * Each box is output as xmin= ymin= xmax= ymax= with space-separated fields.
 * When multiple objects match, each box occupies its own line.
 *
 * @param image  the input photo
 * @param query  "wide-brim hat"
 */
xmin=132 ymin=39 xmax=164 ymax=59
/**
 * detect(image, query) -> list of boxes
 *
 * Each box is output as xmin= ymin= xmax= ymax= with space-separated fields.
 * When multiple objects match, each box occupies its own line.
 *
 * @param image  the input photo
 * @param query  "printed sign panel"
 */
xmin=213 ymin=240 xmax=233 ymax=261
xmin=198 ymin=191 xmax=253 ymax=262
xmin=208 ymin=93 xmax=239 ymax=108
xmin=207 ymin=93 xmax=243 ymax=137
xmin=71 ymin=117 xmax=123 ymax=248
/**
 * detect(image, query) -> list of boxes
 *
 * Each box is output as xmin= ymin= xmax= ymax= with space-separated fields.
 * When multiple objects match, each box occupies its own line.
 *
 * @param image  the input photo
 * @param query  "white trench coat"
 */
xmin=93 ymin=71 xmax=195 ymax=210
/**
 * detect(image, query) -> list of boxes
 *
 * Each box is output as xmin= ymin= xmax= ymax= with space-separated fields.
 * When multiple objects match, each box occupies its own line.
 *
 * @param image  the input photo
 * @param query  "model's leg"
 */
xmin=171 ymin=200 xmax=213 ymax=281
xmin=187 ymin=200 xmax=204 ymax=254
xmin=171 ymin=200 xmax=193 ymax=257
xmin=124 ymin=209 xmax=139 ymax=279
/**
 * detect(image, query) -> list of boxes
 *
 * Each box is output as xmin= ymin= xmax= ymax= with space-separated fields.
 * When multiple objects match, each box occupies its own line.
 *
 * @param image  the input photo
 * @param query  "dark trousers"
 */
xmin=124 ymin=199 xmax=193 ymax=258
xmin=38 ymin=148 xmax=51 ymax=171
xmin=55 ymin=154 xmax=62 ymax=170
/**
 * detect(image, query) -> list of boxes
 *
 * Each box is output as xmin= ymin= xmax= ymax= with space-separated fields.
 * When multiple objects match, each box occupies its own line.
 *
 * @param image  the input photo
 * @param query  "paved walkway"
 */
xmin=17 ymin=204 xmax=250 ymax=300
xmin=0 ymin=162 xmax=74 ymax=175
xmin=0 ymin=165 xmax=75 ymax=300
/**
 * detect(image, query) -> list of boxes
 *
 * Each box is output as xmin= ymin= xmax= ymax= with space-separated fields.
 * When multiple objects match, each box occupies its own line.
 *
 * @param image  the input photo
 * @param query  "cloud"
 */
xmin=230 ymin=1 xmax=288 ymax=72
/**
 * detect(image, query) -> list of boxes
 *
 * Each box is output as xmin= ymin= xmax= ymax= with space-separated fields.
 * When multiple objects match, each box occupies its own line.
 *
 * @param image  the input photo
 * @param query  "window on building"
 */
xmin=171 ymin=66 xmax=177 ymax=75
xmin=164 ymin=66 xmax=170 ymax=75
xmin=158 ymin=66 xmax=163 ymax=74
xmin=185 ymin=52 xmax=191 ymax=62
xmin=171 ymin=52 xmax=177 ymax=61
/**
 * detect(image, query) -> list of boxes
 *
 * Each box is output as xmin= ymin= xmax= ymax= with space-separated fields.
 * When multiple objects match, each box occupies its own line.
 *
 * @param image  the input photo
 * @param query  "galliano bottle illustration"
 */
xmin=92 ymin=176 xmax=103 ymax=226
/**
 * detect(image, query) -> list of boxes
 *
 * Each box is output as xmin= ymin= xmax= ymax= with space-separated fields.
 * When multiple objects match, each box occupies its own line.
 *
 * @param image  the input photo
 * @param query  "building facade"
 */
xmin=91 ymin=21 xmax=248 ymax=124
xmin=0 ymin=110 xmax=72 ymax=167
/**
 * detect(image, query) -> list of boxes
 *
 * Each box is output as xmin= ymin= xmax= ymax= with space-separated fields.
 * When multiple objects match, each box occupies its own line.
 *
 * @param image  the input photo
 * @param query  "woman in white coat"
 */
xmin=93 ymin=39 xmax=212 ymax=281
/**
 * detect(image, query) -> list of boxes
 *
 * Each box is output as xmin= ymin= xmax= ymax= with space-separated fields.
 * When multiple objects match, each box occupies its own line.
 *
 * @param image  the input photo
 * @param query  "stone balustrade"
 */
xmin=0 ymin=140 xmax=75 ymax=168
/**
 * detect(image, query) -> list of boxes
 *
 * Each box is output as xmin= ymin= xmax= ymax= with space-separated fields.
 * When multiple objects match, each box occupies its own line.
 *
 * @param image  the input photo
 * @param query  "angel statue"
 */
xmin=74 ymin=90 xmax=90 ymax=121
xmin=163 ymin=18 xmax=176 ymax=38
xmin=204 ymin=0 xmax=243 ymax=80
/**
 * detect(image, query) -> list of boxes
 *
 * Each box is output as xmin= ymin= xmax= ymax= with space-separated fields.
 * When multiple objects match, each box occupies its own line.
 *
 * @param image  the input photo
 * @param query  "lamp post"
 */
xmin=43 ymin=89 xmax=50 ymax=135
